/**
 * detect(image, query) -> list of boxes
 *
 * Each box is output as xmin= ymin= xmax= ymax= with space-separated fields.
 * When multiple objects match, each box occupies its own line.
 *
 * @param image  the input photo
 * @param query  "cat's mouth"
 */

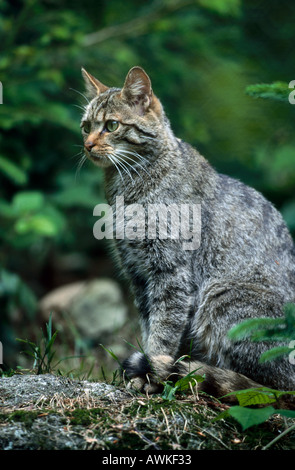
xmin=85 ymin=148 xmax=113 ymax=168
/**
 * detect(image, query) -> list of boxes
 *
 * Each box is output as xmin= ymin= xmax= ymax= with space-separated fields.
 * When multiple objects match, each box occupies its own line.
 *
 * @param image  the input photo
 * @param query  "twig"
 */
xmin=161 ymin=406 xmax=170 ymax=435
xmin=83 ymin=0 xmax=196 ymax=47
xmin=134 ymin=427 xmax=161 ymax=450
xmin=262 ymin=423 xmax=295 ymax=450
xmin=194 ymin=424 xmax=231 ymax=450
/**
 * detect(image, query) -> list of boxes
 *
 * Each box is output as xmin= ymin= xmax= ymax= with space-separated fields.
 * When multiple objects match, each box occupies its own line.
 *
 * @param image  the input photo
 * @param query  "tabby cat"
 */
xmin=80 ymin=66 xmax=295 ymax=401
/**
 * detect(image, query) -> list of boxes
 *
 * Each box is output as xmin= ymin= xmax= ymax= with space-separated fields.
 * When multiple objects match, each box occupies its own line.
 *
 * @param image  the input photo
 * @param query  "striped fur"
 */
xmin=81 ymin=67 xmax=295 ymax=404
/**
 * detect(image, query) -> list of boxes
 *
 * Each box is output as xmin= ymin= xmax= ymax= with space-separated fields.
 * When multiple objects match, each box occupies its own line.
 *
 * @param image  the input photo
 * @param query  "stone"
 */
xmin=39 ymin=278 xmax=128 ymax=340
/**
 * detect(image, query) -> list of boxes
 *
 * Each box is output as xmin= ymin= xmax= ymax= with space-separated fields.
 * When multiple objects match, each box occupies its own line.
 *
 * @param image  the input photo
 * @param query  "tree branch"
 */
xmin=82 ymin=0 xmax=197 ymax=47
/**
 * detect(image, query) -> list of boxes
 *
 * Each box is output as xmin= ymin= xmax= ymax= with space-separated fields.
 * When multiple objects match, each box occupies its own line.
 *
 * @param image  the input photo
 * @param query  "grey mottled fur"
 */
xmin=80 ymin=66 xmax=295 ymax=400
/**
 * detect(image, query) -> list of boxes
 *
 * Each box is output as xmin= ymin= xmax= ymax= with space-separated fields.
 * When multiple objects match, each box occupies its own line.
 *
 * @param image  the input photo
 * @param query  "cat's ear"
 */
xmin=81 ymin=68 xmax=109 ymax=99
xmin=121 ymin=67 xmax=154 ymax=115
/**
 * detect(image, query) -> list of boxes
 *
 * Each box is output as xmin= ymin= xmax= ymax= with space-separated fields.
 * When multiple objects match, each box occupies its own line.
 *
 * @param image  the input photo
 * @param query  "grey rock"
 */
xmin=39 ymin=278 xmax=128 ymax=339
xmin=0 ymin=373 xmax=129 ymax=408
xmin=0 ymin=374 xmax=131 ymax=450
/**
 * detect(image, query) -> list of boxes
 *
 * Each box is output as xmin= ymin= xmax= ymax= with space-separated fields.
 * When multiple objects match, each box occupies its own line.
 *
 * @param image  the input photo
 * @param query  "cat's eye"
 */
xmin=82 ymin=121 xmax=91 ymax=134
xmin=105 ymin=120 xmax=119 ymax=132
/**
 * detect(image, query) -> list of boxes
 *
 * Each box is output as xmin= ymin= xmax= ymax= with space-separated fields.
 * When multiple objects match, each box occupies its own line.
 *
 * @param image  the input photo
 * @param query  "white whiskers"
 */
xmin=108 ymin=154 xmax=125 ymax=184
xmin=69 ymin=87 xmax=90 ymax=104
xmin=71 ymin=145 xmax=88 ymax=180
xmin=75 ymin=154 xmax=87 ymax=180
xmin=109 ymin=149 xmax=152 ymax=184
xmin=72 ymin=141 xmax=152 ymax=186
xmin=72 ymin=103 xmax=88 ymax=113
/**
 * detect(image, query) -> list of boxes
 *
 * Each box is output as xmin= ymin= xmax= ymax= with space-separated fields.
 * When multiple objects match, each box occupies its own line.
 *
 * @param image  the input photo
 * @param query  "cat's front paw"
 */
xmin=122 ymin=351 xmax=161 ymax=393
xmin=122 ymin=351 xmax=153 ymax=387
xmin=127 ymin=376 xmax=160 ymax=394
xmin=121 ymin=352 xmax=174 ymax=394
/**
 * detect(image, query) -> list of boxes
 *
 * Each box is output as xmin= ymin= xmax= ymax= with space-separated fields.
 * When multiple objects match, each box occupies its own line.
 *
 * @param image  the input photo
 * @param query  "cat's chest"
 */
xmin=116 ymin=237 xmax=154 ymax=276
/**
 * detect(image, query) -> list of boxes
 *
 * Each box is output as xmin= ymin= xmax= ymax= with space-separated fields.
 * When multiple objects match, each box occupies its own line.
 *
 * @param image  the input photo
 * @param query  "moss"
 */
xmin=66 ymin=409 xmax=94 ymax=426
xmin=7 ymin=410 xmax=40 ymax=427
xmin=108 ymin=430 xmax=145 ymax=450
xmin=0 ymin=409 xmax=67 ymax=429
xmin=65 ymin=407 xmax=115 ymax=426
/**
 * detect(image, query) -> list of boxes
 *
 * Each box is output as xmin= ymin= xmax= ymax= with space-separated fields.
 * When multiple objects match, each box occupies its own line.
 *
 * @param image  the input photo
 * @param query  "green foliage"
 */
xmin=161 ymin=370 xmax=205 ymax=401
xmin=0 ymin=155 xmax=28 ymax=185
xmin=16 ymin=313 xmax=58 ymax=374
xmin=100 ymin=344 xmax=123 ymax=371
xmin=216 ymin=388 xmax=295 ymax=431
xmin=220 ymin=305 xmax=295 ymax=432
xmin=228 ymin=303 xmax=295 ymax=363
xmin=0 ymin=191 xmax=66 ymax=244
xmin=245 ymin=82 xmax=291 ymax=102
xmin=16 ymin=313 xmax=79 ymax=374
xmin=223 ymin=387 xmax=295 ymax=407
xmin=217 ymin=405 xmax=295 ymax=431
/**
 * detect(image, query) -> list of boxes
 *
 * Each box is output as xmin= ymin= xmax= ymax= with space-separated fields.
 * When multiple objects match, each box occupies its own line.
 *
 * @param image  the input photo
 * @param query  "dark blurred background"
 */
xmin=0 ymin=0 xmax=294 ymax=378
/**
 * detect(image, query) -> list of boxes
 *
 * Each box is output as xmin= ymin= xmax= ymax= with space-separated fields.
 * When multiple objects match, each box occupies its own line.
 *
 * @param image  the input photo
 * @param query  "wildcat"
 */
xmin=80 ymin=66 xmax=295 ymax=401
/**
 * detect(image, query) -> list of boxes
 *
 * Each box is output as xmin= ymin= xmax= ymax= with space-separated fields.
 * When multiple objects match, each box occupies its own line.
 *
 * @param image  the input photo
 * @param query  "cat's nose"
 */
xmin=84 ymin=140 xmax=95 ymax=152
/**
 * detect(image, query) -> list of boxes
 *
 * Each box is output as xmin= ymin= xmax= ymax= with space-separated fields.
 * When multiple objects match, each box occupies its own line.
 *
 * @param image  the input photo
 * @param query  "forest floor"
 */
xmin=0 ymin=373 xmax=295 ymax=452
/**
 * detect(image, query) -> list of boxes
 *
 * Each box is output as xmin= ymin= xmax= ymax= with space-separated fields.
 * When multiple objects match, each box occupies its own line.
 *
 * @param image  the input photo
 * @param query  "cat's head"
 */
xmin=80 ymin=67 xmax=165 ymax=169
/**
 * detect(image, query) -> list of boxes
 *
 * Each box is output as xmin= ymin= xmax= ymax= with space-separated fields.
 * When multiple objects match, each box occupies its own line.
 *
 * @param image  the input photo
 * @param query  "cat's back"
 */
xmin=200 ymin=170 xmax=295 ymax=297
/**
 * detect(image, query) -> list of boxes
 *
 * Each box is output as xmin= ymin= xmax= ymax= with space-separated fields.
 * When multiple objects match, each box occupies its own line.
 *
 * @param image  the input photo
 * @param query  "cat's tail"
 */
xmin=123 ymin=352 xmax=261 ymax=402
xmin=123 ymin=352 xmax=294 ymax=407
xmin=150 ymin=354 xmax=261 ymax=402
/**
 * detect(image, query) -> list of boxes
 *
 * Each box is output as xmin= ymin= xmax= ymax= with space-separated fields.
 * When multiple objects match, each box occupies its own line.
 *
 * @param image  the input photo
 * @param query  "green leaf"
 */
xmin=174 ymin=370 xmax=205 ymax=391
xmin=12 ymin=191 xmax=44 ymax=214
xmin=46 ymin=313 xmax=53 ymax=342
xmin=14 ymin=214 xmax=58 ymax=236
xmin=217 ymin=404 xmax=295 ymax=431
xmin=100 ymin=344 xmax=121 ymax=364
xmin=259 ymin=346 xmax=293 ymax=363
xmin=233 ymin=388 xmax=277 ymax=406
xmin=16 ymin=338 xmax=38 ymax=349
xmin=11 ymin=200 xmax=65 ymax=237
xmin=275 ymin=409 xmax=295 ymax=419
xmin=40 ymin=205 xmax=66 ymax=234
xmin=161 ymin=369 xmax=205 ymax=400
xmin=0 ymin=156 xmax=28 ymax=185
xmin=228 ymin=317 xmax=283 ymax=341
xmin=227 ymin=406 xmax=276 ymax=430
xmin=223 ymin=386 xmax=295 ymax=406
xmin=161 ymin=381 xmax=178 ymax=401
